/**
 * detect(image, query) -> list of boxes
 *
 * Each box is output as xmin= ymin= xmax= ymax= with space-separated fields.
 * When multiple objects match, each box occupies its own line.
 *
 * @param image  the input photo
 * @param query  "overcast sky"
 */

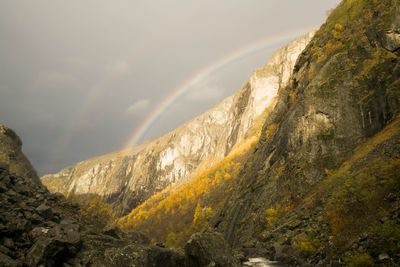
xmin=0 ymin=0 xmax=340 ymax=175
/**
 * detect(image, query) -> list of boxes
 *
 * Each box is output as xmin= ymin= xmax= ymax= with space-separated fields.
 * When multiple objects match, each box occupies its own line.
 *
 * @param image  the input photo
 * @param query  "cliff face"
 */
xmin=42 ymin=33 xmax=314 ymax=215
xmin=215 ymin=0 xmax=400 ymax=264
xmin=0 ymin=124 xmax=40 ymax=184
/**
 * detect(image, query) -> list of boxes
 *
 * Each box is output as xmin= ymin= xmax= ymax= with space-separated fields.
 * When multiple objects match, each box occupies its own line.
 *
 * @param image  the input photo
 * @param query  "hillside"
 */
xmin=118 ymin=135 xmax=258 ymax=247
xmin=42 ymin=33 xmax=314 ymax=215
xmin=214 ymin=0 xmax=400 ymax=265
xmin=117 ymin=0 xmax=400 ymax=265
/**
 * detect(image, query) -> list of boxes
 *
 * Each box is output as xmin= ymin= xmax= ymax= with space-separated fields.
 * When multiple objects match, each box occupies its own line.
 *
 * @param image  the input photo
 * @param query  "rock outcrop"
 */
xmin=184 ymin=231 xmax=240 ymax=267
xmin=42 ymin=33 xmax=314 ymax=215
xmin=0 ymin=124 xmax=40 ymax=184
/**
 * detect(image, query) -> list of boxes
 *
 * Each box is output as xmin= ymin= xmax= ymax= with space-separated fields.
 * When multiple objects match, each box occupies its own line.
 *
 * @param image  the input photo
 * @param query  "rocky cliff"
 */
xmin=42 ymin=33 xmax=314 ymax=215
xmin=0 ymin=124 xmax=40 ymax=184
xmin=0 ymin=126 xmax=241 ymax=267
xmin=214 ymin=0 xmax=400 ymax=265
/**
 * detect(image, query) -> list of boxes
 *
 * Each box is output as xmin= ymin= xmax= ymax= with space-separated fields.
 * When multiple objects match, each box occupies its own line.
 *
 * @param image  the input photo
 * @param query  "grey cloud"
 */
xmin=0 ymin=0 xmax=341 ymax=175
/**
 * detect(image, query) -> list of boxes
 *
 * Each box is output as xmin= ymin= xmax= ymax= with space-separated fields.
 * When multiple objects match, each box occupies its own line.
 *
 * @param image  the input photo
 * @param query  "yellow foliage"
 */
xmin=223 ymin=173 xmax=232 ymax=180
xmin=289 ymin=90 xmax=297 ymax=105
xmin=193 ymin=202 xmax=213 ymax=231
xmin=265 ymin=203 xmax=293 ymax=227
xmin=341 ymin=117 xmax=400 ymax=171
xmin=117 ymin=135 xmax=258 ymax=244
xmin=265 ymin=207 xmax=279 ymax=226
xmin=165 ymin=232 xmax=177 ymax=248
xmin=334 ymin=23 xmax=344 ymax=31
xmin=344 ymin=253 xmax=374 ymax=267
xmin=307 ymin=66 xmax=315 ymax=80
xmin=325 ymin=41 xmax=342 ymax=54
xmin=265 ymin=123 xmax=278 ymax=139
xmin=292 ymin=235 xmax=321 ymax=256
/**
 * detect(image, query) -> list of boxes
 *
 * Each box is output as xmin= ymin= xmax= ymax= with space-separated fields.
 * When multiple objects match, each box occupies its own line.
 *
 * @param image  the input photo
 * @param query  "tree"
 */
xmin=165 ymin=231 xmax=177 ymax=248
xmin=193 ymin=202 xmax=213 ymax=231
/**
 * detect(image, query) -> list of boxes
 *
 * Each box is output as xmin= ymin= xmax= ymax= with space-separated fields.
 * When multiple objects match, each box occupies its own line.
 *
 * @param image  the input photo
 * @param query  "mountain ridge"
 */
xmin=42 ymin=32 xmax=315 ymax=215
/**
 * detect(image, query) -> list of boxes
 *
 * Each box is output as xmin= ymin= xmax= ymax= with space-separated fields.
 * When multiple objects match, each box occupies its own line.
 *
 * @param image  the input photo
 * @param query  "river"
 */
xmin=243 ymin=257 xmax=283 ymax=267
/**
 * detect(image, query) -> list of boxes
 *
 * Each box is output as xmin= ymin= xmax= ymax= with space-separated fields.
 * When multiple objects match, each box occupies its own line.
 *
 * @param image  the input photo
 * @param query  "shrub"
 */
xmin=80 ymin=197 xmax=116 ymax=230
xmin=193 ymin=203 xmax=213 ymax=231
xmin=265 ymin=207 xmax=279 ymax=226
xmin=288 ymin=90 xmax=297 ymax=104
xmin=369 ymin=219 xmax=400 ymax=256
xmin=165 ymin=232 xmax=177 ymax=248
xmin=265 ymin=123 xmax=278 ymax=139
xmin=292 ymin=235 xmax=321 ymax=256
xmin=343 ymin=253 xmax=374 ymax=267
xmin=334 ymin=23 xmax=344 ymax=31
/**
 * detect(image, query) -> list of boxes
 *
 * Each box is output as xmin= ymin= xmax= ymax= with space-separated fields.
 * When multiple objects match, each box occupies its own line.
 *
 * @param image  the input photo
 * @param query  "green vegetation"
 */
xmin=80 ymin=197 xmax=116 ymax=230
xmin=68 ymin=195 xmax=116 ymax=230
xmin=369 ymin=219 xmax=400 ymax=256
xmin=312 ymin=118 xmax=400 ymax=251
xmin=264 ymin=204 xmax=293 ymax=227
xmin=257 ymin=117 xmax=400 ymax=264
xmin=193 ymin=202 xmax=213 ymax=231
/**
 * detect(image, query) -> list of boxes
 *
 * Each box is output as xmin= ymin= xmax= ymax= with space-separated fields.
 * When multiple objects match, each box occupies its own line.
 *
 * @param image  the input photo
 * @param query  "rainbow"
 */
xmin=124 ymin=28 xmax=313 ymax=147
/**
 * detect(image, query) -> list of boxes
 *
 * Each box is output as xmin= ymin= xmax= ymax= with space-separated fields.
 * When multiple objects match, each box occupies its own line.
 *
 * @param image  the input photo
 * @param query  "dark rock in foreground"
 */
xmin=185 ymin=231 xmax=240 ymax=267
xmin=0 ymin=165 xmax=239 ymax=266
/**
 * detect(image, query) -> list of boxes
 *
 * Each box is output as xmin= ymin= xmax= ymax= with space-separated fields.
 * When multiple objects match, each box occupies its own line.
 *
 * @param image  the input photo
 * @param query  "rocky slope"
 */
xmin=0 ymin=124 xmax=40 ymax=185
xmin=0 ymin=127 xmax=241 ymax=267
xmin=42 ymin=32 xmax=314 ymax=215
xmin=213 ymin=0 xmax=400 ymax=265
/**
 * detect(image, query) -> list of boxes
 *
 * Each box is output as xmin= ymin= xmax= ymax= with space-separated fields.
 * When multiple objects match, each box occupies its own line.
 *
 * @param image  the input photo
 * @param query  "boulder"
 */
xmin=146 ymin=245 xmax=187 ymax=267
xmin=0 ymin=252 xmax=19 ymax=267
xmin=184 ymin=231 xmax=240 ymax=267
xmin=35 ymin=204 xmax=53 ymax=219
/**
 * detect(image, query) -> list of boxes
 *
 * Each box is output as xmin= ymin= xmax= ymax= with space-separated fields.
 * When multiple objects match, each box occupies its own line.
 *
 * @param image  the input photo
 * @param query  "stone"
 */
xmin=25 ymin=235 xmax=81 ymax=267
xmin=184 ymin=231 xmax=240 ymax=267
xmin=378 ymin=253 xmax=390 ymax=261
xmin=0 ymin=245 xmax=11 ymax=256
xmin=30 ymin=213 xmax=44 ymax=224
xmin=146 ymin=245 xmax=187 ymax=267
xmin=378 ymin=30 xmax=400 ymax=52
xmin=126 ymin=231 xmax=150 ymax=245
xmin=60 ymin=218 xmax=77 ymax=225
xmin=102 ymin=225 xmax=124 ymax=239
xmin=35 ymin=204 xmax=53 ymax=219
xmin=2 ymin=238 xmax=14 ymax=249
xmin=0 ymin=252 xmax=19 ymax=267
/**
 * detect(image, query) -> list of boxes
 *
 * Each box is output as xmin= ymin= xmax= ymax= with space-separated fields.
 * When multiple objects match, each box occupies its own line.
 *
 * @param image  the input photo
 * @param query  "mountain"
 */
xmin=42 ymin=32 xmax=314 ymax=215
xmin=3 ymin=0 xmax=399 ymax=265
xmin=212 ymin=0 xmax=400 ymax=265
xmin=119 ymin=0 xmax=400 ymax=265
xmin=0 ymin=124 xmax=40 ymax=184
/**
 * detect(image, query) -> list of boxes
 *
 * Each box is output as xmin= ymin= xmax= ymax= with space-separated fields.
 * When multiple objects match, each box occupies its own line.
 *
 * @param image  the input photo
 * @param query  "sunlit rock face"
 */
xmin=41 ymin=33 xmax=314 ymax=215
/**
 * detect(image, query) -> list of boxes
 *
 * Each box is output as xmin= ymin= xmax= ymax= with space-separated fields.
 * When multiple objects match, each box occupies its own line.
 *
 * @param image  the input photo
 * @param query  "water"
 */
xmin=243 ymin=257 xmax=282 ymax=267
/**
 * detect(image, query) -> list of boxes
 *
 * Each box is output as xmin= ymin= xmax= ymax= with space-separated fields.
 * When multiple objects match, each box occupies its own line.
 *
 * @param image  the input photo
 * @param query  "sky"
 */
xmin=0 ymin=0 xmax=341 ymax=175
